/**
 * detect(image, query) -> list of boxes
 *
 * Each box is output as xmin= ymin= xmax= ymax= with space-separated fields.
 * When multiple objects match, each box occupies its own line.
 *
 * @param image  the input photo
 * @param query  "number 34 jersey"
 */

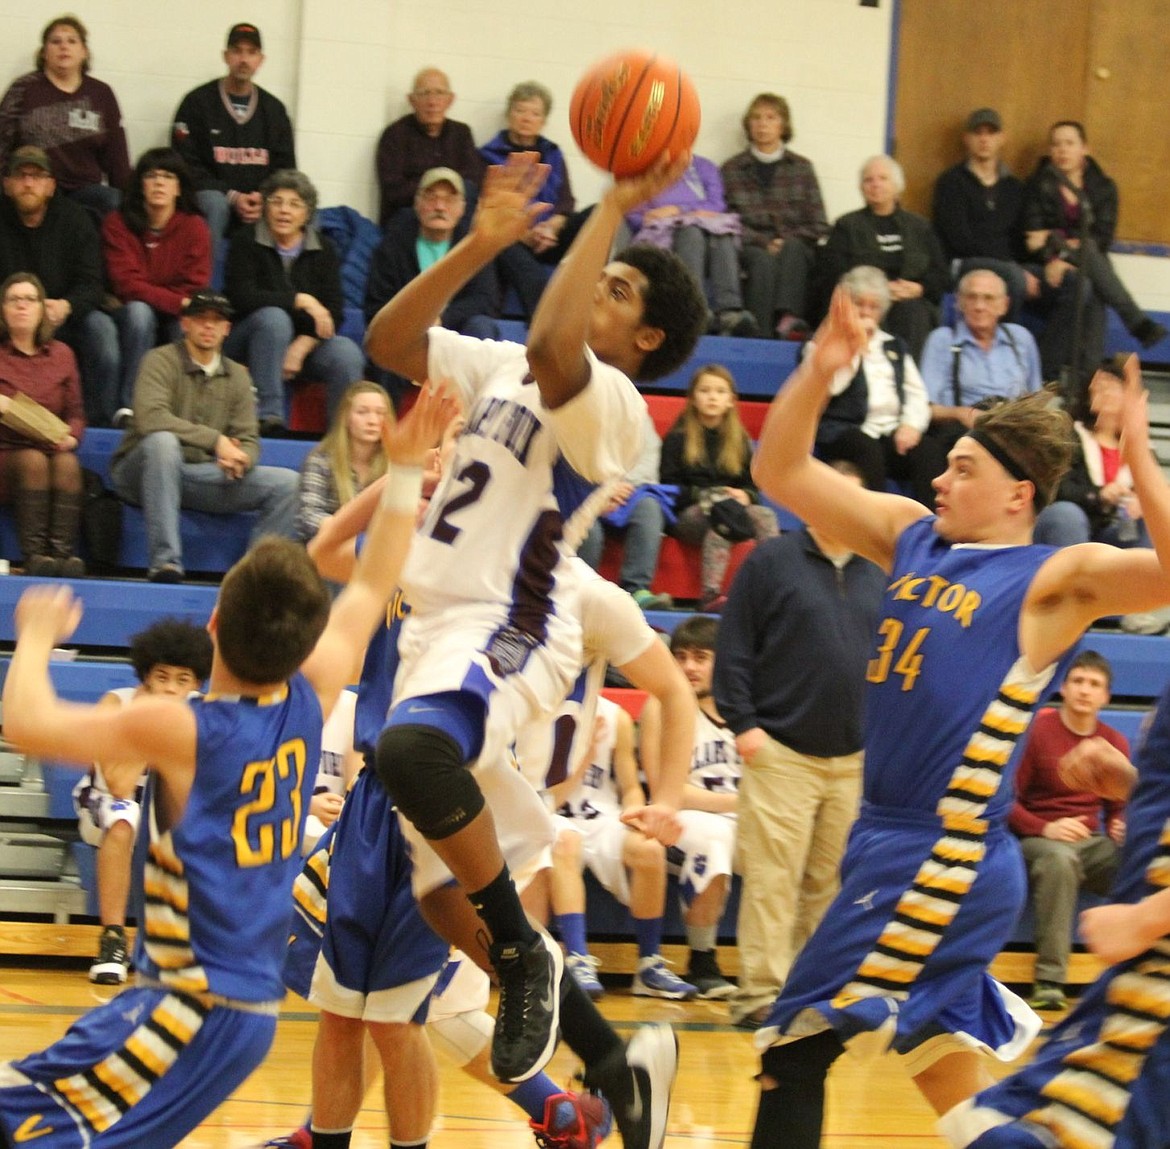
xmin=401 ymin=329 xmax=645 ymax=620
xmin=135 ymin=674 xmax=322 ymax=1004
xmin=863 ymin=517 xmax=1067 ymax=824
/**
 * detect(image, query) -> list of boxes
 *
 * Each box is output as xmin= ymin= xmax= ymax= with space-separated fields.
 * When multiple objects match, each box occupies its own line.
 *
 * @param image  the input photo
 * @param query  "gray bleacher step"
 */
xmin=0 ymin=790 xmax=51 ymax=819
xmin=0 ymin=833 xmax=68 ymax=879
xmin=0 ymin=877 xmax=87 ymax=923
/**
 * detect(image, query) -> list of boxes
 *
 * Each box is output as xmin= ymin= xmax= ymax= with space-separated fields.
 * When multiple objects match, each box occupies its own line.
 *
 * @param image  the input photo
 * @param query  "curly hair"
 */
xmin=612 ymin=244 xmax=706 ymax=382
xmin=973 ymin=390 xmax=1074 ymax=510
xmin=129 ymin=618 xmax=213 ymax=685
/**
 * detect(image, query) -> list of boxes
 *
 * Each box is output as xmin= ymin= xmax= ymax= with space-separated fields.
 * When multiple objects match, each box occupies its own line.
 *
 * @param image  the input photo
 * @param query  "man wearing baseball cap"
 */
xmin=109 ymin=287 xmax=298 ymax=583
xmin=931 ymin=106 xmax=1035 ymax=315
xmin=170 ymin=23 xmax=296 ymax=280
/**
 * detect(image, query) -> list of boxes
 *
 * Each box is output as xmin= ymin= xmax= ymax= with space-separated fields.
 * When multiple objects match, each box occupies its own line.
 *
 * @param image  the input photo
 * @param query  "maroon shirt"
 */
xmin=102 ymin=209 xmax=212 ymax=316
xmin=1009 ymin=706 xmax=1128 ymax=838
xmin=0 ymin=339 xmax=85 ymax=448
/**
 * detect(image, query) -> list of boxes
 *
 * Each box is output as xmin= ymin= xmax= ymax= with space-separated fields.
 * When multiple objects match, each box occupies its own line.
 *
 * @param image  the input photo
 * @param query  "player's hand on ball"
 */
xmin=607 ymin=150 xmax=692 ymax=214
xmin=472 ymin=153 xmax=551 ymax=252
xmin=14 ymin=585 xmax=83 ymax=647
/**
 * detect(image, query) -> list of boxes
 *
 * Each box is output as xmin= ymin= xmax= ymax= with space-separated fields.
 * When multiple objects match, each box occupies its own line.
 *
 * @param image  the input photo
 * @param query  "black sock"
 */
xmin=467 ymin=864 xmax=538 ymax=949
xmin=750 ymin=1030 xmax=843 ymax=1149
xmin=559 ymin=967 xmax=624 ymax=1066
xmin=311 ymin=1131 xmax=352 ymax=1149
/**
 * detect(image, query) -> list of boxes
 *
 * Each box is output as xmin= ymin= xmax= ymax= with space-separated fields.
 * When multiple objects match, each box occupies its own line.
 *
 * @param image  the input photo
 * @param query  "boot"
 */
xmin=15 ymin=489 xmax=58 ymax=576
xmin=48 ymin=490 xmax=85 ymax=578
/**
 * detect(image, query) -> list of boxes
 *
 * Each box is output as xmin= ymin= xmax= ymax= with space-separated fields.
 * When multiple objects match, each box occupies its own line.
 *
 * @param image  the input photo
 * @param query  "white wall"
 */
xmin=2 ymin=0 xmax=1167 ymax=308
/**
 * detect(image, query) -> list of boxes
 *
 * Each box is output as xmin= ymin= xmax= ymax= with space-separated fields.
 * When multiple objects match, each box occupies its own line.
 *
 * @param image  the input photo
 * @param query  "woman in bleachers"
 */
xmin=224 ymin=169 xmax=364 ymax=437
xmin=101 ymin=148 xmax=212 ymax=427
xmin=0 ymin=271 xmax=86 ymax=576
xmin=296 ymin=380 xmax=393 ymax=542
xmin=660 ymin=363 xmax=778 ymax=611
xmin=0 ymin=15 xmax=130 ymax=219
xmin=813 ymin=265 xmax=940 ymax=508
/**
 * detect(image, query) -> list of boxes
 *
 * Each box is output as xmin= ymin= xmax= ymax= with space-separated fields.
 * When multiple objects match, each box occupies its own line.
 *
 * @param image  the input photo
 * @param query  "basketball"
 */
xmin=569 ymin=50 xmax=701 ymax=178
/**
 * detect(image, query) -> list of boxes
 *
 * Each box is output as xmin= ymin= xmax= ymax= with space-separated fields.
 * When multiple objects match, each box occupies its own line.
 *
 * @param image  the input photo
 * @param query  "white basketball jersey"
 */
xmin=691 ymin=708 xmax=742 ymax=796
xmin=560 ymin=695 xmax=624 ymax=820
xmin=313 ymin=688 xmax=356 ymax=796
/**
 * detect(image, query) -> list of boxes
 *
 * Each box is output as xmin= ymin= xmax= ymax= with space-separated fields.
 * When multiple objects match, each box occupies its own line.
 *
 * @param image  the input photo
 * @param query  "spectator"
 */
xmin=0 ymin=270 xmax=85 ymax=576
xmin=375 ymin=67 xmax=485 ymax=227
xmin=1022 ymin=120 xmax=1166 ymax=389
xmin=0 ymin=144 xmax=117 ymax=426
xmin=659 ymin=363 xmax=778 ymax=612
xmin=296 ymin=380 xmax=392 ymax=542
xmin=481 ymin=80 xmax=584 ymax=319
xmin=714 ymin=460 xmax=885 ymax=1028
xmin=109 ymin=289 xmax=299 ymax=583
xmin=721 ymin=93 xmax=828 ymax=339
xmin=931 ymin=107 xmax=1035 ymax=314
xmin=815 ymin=154 xmax=949 ymax=358
xmin=640 ymin=616 xmax=741 ymax=999
xmin=919 ymin=268 xmax=1043 ymax=454
xmin=0 ymin=15 xmax=130 ymax=221
xmin=171 ymin=23 xmax=296 ymax=277
xmin=1010 ymin=651 xmax=1128 ymax=1012
xmin=71 ymin=619 xmax=213 ymax=985
xmin=101 ymin=147 xmax=212 ymax=427
xmin=577 ymin=406 xmax=672 ymax=611
xmin=224 ymin=169 xmax=364 ymax=436
xmin=814 ymin=266 xmax=938 ymax=508
xmin=626 ymin=155 xmax=758 ymax=337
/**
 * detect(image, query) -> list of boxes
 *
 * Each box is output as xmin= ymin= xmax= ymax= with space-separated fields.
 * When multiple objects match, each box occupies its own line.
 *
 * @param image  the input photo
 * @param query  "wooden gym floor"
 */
xmin=0 ymin=953 xmax=1066 ymax=1148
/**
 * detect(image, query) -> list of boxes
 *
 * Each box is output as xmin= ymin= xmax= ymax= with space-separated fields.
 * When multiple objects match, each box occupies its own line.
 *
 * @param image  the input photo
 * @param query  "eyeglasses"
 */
xmin=4 ymin=294 xmax=40 ymax=305
xmin=413 ymin=88 xmax=450 ymax=99
xmin=265 ymin=196 xmax=307 ymax=211
xmin=143 ymin=169 xmax=179 ymax=182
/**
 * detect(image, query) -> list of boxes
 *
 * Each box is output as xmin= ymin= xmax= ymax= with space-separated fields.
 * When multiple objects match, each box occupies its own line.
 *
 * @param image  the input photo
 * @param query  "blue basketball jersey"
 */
xmin=135 ymin=673 xmax=322 ymax=1003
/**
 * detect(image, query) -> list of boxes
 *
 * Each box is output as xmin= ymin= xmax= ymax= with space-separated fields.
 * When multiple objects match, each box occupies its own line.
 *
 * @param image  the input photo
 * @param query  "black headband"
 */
xmin=968 ymin=427 xmax=1047 ymax=509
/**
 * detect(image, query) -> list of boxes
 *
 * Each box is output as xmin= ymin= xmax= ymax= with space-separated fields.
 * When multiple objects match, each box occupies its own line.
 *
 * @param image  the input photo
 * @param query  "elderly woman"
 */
xmin=224 ymin=169 xmax=364 ymax=436
xmin=813 ymin=266 xmax=940 ymax=508
xmin=815 ymin=155 xmax=948 ymax=359
xmin=0 ymin=15 xmax=130 ymax=218
xmin=720 ymin=93 xmax=829 ymax=338
xmin=102 ymin=148 xmax=212 ymax=424
xmin=0 ymin=272 xmax=86 ymax=575
xmin=480 ymin=80 xmax=581 ymax=317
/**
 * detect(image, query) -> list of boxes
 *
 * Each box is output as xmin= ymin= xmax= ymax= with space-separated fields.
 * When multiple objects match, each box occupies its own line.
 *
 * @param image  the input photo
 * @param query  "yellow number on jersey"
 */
xmin=866 ymin=619 xmax=929 ymax=691
xmin=231 ymin=739 xmax=308 ymax=867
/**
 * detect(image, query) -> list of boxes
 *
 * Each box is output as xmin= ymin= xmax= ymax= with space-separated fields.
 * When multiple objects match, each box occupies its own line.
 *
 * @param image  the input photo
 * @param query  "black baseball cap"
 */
xmin=965 ymin=107 xmax=1002 ymax=132
xmin=227 ymin=23 xmax=262 ymax=49
xmin=184 ymin=290 xmax=234 ymax=319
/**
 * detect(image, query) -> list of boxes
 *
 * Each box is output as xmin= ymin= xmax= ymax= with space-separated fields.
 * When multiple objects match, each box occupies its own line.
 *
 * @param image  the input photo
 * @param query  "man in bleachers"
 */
xmin=919 ymin=268 xmax=1043 ymax=456
xmin=713 ymin=460 xmax=885 ymax=1028
xmin=171 ymin=23 xmax=296 ymax=274
xmin=931 ymin=108 xmax=1036 ymax=316
xmin=0 ymin=144 xmax=118 ymax=425
xmin=108 ymin=289 xmax=298 ymax=583
xmin=375 ymin=68 xmax=485 ymax=228
xmin=1009 ymin=649 xmax=1129 ymax=1012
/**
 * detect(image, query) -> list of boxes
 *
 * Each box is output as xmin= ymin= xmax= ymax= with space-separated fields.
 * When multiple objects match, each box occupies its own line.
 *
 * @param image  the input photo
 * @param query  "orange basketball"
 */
xmin=569 ymin=50 xmax=700 ymax=178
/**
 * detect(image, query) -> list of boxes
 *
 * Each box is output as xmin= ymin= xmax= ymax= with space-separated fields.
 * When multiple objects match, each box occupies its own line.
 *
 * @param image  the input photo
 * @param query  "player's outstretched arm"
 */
xmin=365 ymin=154 xmax=550 ymax=384
xmin=1080 ymin=887 xmax=1170 ymax=964
xmin=753 ymin=288 xmax=928 ymax=570
xmin=527 ymin=150 xmax=690 ymax=409
xmin=3 ymin=587 xmax=196 ymax=785
xmin=1060 ymin=736 xmax=1138 ymax=801
xmin=302 ymin=384 xmax=460 ymax=716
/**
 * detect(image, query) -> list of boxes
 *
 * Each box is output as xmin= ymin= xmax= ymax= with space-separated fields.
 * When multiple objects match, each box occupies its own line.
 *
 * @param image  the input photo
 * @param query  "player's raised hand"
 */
xmin=607 ymin=149 xmax=692 ymax=214
xmin=809 ymin=287 xmax=867 ymax=380
xmin=472 ymin=153 xmax=551 ymax=252
xmin=383 ymin=380 xmax=461 ymax=467
xmin=1118 ymin=353 xmax=1151 ymax=466
xmin=14 ymin=585 xmax=82 ymax=647
xmin=1059 ymin=735 xmax=1138 ymax=801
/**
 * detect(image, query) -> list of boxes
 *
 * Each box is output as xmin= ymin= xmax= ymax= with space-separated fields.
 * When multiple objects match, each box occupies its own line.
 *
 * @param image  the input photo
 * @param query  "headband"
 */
xmin=968 ymin=427 xmax=1047 ymax=510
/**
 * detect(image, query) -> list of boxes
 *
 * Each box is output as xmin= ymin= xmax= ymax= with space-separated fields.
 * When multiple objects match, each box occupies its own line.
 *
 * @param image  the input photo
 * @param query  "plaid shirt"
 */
xmin=720 ymin=148 xmax=829 ymax=249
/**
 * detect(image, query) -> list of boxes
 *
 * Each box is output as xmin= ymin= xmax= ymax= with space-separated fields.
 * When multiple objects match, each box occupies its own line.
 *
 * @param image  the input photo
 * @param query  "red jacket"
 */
xmin=102 ymin=210 xmax=211 ymax=317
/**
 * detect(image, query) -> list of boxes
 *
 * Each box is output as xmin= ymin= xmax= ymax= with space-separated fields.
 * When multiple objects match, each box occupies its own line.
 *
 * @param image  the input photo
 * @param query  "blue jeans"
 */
xmin=1033 ymin=499 xmax=1150 ymax=548
xmin=196 ymin=189 xmax=231 ymax=289
xmin=223 ymin=307 xmax=365 ymax=423
xmin=110 ymin=431 xmax=299 ymax=574
xmin=578 ymin=496 xmax=665 ymax=594
xmin=113 ymin=302 xmax=182 ymax=410
xmin=57 ymin=309 xmax=120 ymax=426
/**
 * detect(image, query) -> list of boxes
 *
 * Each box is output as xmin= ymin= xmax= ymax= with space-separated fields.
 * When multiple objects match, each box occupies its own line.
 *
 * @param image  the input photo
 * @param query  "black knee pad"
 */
xmin=759 ymin=1028 xmax=844 ymax=1086
xmin=375 ymin=723 xmax=485 ymax=840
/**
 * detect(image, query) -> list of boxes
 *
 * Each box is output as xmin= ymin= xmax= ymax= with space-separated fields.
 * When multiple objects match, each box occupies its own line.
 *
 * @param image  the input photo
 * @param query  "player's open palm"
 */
xmin=810 ymin=287 xmax=867 ymax=378
xmin=14 ymin=585 xmax=83 ymax=647
xmin=383 ymin=381 xmax=460 ymax=467
xmin=474 ymin=153 xmax=551 ymax=250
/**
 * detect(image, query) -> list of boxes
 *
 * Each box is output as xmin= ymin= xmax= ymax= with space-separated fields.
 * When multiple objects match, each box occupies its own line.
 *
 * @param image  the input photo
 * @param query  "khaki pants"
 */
xmin=730 ymin=733 xmax=862 ymax=1021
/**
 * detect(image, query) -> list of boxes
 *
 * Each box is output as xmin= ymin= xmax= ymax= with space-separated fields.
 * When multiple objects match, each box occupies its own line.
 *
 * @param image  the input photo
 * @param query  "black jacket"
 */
xmin=1021 ymin=155 xmax=1118 ymax=252
xmin=931 ymin=162 xmax=1026 ymax=263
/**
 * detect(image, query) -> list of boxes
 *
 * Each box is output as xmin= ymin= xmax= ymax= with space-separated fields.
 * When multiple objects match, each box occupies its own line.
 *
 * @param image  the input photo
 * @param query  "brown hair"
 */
xmin=36 ymin=16 xmax=90 ymax=73
xmin=973 ymin=391 xmax=1074 ymax=511
xmin=215 ymin=538 xmax=331 ymax=685
xmin=742 ymin=93 xmax=792 ymax=143
xmin=680 ymin=363 xmax=752 ymax=476
xmin=310 ymin=381 xmax=393 ymax=506
xmin=0 ymin=272 xmax=53 ymax=346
